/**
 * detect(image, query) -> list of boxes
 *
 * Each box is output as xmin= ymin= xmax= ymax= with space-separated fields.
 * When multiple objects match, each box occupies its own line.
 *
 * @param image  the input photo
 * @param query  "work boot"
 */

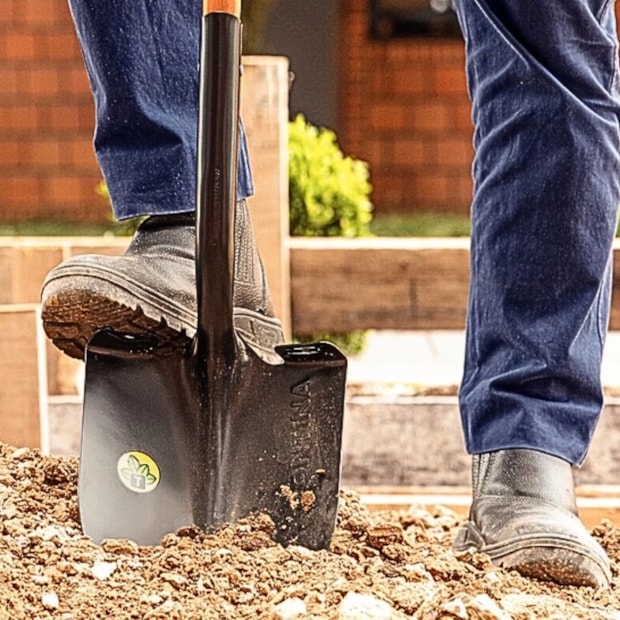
xmin=452 ymin=448 xmax=611 ymax=587
xmin=41 ymin=201 xmax=284 ymax=362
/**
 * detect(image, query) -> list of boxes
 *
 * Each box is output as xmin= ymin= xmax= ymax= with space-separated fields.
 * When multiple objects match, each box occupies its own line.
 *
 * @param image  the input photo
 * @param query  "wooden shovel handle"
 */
xmin=203 ymin=0 xmax=241 ymax=17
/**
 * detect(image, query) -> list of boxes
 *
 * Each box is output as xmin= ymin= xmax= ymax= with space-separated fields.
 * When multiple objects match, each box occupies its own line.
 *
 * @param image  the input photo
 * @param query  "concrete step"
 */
xmin=48 ymin=392 xmax=620 ymax=487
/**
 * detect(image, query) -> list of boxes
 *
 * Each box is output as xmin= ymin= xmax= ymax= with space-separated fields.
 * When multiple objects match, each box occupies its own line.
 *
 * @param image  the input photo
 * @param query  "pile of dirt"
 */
xmin=1 ymin=442 xmax=620 ymax=619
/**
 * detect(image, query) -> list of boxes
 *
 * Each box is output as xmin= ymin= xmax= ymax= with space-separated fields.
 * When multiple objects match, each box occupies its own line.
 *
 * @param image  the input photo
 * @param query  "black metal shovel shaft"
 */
xmin=195 ymin=2 xmax=240 ymax=366
xmin=195 ymin=2 xmax=243 ymax=527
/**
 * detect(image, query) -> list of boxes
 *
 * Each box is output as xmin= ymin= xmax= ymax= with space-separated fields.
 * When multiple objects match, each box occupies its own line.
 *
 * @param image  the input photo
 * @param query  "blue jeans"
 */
xmin=455 ymin=0 xmax=620 ymax=464
xmin=67 ymin=0 xmax=253 ymax=220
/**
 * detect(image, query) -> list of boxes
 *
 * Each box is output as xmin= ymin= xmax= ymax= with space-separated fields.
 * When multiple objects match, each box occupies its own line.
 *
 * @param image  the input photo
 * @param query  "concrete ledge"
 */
xmin=48 ymin=392 xmax=620 ymax=487
xmin=343 ymin=394 xmax=620 ymax=487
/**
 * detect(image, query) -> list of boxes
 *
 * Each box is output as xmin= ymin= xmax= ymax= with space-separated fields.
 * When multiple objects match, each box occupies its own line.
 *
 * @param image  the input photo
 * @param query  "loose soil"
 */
xmin=1 ymin=443 xmax=620 ymax=619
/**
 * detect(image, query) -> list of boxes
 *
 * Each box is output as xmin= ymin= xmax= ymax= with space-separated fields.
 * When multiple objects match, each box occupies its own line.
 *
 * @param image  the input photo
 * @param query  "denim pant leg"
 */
xmin=67 ymin=0 xmax=253 ymax=220
xmin=455 ymin=0 xmax=620 ymax=464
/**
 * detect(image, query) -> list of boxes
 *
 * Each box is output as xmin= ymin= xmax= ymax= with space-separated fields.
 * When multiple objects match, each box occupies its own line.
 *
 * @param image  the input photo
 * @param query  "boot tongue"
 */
xmin=477 ymin=449 xmax=577 ymax=513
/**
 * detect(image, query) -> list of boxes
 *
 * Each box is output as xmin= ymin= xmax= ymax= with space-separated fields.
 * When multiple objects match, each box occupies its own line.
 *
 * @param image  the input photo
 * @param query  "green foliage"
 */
xmin=288 ymin=114 xmax=374 ymax=355
xmin=370 ymin=213 xmax=471 ymax=237
xmin=289 ymin=114 xmax=373 ymax=238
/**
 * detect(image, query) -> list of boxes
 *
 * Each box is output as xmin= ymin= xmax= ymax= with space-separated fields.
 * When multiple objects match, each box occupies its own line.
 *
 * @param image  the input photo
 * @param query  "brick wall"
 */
xmin=0 ymin=0 xmax=102 ymax=224
xmin=338 ymin=0 xmax=474 ymax=216
xmin=3 ymin=2 xmax=617 ymax=223
xmin=1 ymin=0 xmax=474 ymax=224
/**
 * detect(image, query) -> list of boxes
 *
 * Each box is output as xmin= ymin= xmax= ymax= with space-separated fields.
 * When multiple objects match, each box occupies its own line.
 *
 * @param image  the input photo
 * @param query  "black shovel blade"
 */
xmin=203 ymin=340 xmax=347 ymax=550
xmin=79 ymin=329 xmax=347 ymax=549
xmin=78 ymin=329 xmax=202 ymax=546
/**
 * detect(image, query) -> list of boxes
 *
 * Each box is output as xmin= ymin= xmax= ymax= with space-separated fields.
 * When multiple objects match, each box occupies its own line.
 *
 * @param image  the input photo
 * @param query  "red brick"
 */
xmin=436 ymin=137 xmax=474 ymax=168
xmin=0 ymin=0 xmax=17 ymax=26
xmin=410 ymin=103 xmax=449 ymax=133
xmin=77 ymin=105 xmax=95 ymax=132
xmin=392 ymin=70 xmax=428 ymax=97
xmin=45 ymin=104 xmax=83 ymax=131
xmin=0 ymin=141 xmax=22 ymax=165
xmin=42 ymin=33 xmax=81 ymax=61
xmin=2 ymin=175 xmax=43 ymax=206
xmin=0 ymin=68 xmax=19 ymax=96
xmin=9 ymin=104 xmax=40 ymax=131
xmin=46 ymin=175 xmax=88 ymax=204
xmin=432 ymin=67 xmax=468 ymax=96
xmin=452 ymin=101 xmax=474 ymax=132
xmin=63 ymin=67 xmax=91 ymax=97
xmin=24 ymin=68 xmax=60 ymax=97
xmin=2 ymin=33 xmax=37 ymax=61
xmin=370 ymin=103 xmax=406 ymax=132
xmin=68 ymin=138 xmax=97 ymax=169
xmin=19 ymin=0 xmax=59 ymax=28
xmin=393 ymin=137 xmax=431 ymax=168
xmin=24 ymin=139 xmax=62 ymax=168
xmin=413 ymin=173 xmax=451 ymax=205
xmin=454 ymin=172 xmax=474 ymax=205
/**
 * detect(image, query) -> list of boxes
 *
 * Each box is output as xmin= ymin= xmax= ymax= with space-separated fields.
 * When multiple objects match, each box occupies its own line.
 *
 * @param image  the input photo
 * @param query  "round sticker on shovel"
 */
xmin=117 ymin=451 xmax=161 ymax=494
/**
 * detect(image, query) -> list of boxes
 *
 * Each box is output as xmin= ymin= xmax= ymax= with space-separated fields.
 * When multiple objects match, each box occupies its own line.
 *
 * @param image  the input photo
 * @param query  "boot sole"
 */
xmin=454 ymin=521 xmax=611 ymax=588
xmin=42 ymin=274 xmax=284 ymax=362
xmin=42 ymin=289 xmax=190 ymax=360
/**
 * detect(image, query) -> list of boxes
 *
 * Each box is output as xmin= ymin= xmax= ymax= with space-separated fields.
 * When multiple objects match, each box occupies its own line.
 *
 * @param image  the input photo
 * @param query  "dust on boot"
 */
xmin=452 ymin=449 xmax=611 ymax=588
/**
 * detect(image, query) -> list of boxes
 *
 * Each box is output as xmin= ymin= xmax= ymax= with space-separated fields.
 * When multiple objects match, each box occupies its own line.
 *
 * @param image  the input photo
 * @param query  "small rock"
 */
xmin=144 ymin=599 xmax=183 ymax=619
xmin=448 ymin=593 xmax=510 ymax=620
xmin=287 ymin=545 xmax=315 ymax=560
xmin=31 ymin=574 xmax=50 ymax=585
xmin=269 ymin=597 xmax=307 ymax=619
xmin=41 ymin=591 xmax=59 ymax=610
xmin=101 ymin=538 xmax=139 ymax=555
xmin=10 ymin=447 xmax=30 ymax=460
xmin=403 ymin=563 xmax=433 ymax=583
xmin=140 ymin=593 xmax=164 ymax=606
xmin=91 ymin=560 xmax=117 ymax=581
xmin=485 ymin=571 xmax=501 ymax=584
xmin=468 ymin=594 xmax=511 ymax=620
xmin=215 ymin=548 xmax=233 ymax=558
xmin=366 ymin=524 xmax=404 ymax=549
xmin=440 ymin=596 xmax=467 ymax=619
xmin=338 ymin=592 xmax=399 ymax=620
xmin=31 ymin=525 xmax=70 ymax=543
xmin=160 ymin=572 xmax=188 ymax=589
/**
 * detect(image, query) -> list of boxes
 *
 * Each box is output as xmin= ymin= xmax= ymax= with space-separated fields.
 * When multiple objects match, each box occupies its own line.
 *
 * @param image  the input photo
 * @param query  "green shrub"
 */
xmin=288 ymin=114 xmax=374 ymax=355
xmin=289 ymin=114 xmax=373 ymax=238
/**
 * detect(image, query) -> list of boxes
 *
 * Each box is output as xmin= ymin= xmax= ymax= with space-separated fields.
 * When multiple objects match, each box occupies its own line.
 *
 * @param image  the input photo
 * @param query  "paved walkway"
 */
xmin=347 ymin=330 xmax=620 ymax=390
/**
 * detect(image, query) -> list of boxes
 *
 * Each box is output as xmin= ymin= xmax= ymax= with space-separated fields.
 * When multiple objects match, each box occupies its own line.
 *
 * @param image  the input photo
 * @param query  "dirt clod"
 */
xmin=1 ymin=443 xmax=620 ymax=618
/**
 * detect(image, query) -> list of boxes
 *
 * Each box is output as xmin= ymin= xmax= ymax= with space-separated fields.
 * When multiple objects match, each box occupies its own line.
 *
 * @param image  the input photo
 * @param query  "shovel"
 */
xmin=77 ymin=0 xmax=347 ymax=549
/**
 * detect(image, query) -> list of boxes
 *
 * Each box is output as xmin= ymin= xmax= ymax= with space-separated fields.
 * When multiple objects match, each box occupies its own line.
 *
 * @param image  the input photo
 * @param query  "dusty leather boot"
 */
xmin=41 ymin=201 xmax=284 ymax=362
xmin=452 ymin=449 xmax=611 ymax=587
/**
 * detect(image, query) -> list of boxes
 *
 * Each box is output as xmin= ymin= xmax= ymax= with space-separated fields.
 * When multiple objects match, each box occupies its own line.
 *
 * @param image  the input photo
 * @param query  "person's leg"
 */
xmin=41 ymin=0 xmax=282 ymax=361
xmin=67 ymin=0 xmax=253 ymax=220
xmin=453 ymin=0 xmax=620 ymax=586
